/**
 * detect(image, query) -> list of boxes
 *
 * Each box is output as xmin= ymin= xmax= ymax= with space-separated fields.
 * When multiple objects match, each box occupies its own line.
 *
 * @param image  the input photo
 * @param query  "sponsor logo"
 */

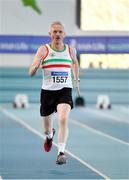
xmin=49 ymin=52 xmax=56 ymax=57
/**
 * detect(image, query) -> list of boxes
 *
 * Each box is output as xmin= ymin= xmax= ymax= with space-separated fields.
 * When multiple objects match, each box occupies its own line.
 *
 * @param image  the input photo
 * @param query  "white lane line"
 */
xmin=70 ymin=118 xmax=129 ymax=146
xmin=1 ymin=108 xmax=110 ymax=180
xmin=116 ymin=106 xmax=129 ymax=114
xmin=83 ymin=107 xmax=129 ymax=124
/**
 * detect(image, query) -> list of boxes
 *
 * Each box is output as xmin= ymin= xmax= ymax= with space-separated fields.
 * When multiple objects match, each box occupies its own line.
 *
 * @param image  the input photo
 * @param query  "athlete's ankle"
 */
xmin=58 ymin=143 xmax=66 ymax=155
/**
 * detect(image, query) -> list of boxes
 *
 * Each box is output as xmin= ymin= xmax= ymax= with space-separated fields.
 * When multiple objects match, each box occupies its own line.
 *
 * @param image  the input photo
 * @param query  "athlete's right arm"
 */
xmin=28 ymin=45 xmax=47 ymax=76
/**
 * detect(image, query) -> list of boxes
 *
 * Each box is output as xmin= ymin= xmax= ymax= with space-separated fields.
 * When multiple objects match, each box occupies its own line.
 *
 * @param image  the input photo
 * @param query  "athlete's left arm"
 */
xmin=70 ymin=47 xmax=80 ymax=97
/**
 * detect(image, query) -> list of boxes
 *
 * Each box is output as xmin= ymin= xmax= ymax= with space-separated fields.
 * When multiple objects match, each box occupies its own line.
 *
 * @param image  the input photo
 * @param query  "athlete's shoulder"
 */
xmin=39 ymin=44 xmax=48 ymax=50
xmin=68 ymin=45 xmax=77 ymax=56
xmin=35 ymin=44 xmax=49 ymax=60
xmin=68 ymin=44 xmax=76 ymax=50
xmin=67 ymin=45 xmax=77 ymax=62
xmin=37 ymin=44 xmax=49 ymax=53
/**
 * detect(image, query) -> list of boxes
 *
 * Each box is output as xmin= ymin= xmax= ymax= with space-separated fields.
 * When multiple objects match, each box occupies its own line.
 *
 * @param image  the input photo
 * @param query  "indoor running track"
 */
xmin=0 ymin=104 xmax=129 ymax=179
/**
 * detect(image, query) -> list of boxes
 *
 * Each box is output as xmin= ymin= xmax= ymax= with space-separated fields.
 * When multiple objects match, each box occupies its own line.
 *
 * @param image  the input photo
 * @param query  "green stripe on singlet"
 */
xmin=42 ymin=58 xmax=72 ymax=65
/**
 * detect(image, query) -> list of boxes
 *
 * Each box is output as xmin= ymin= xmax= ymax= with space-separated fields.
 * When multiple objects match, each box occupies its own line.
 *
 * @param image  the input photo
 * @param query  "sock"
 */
xmin=45 ymin=130 xmax=53 ymax=139
xmin=58 ymin=143 xmax=66 ymax=155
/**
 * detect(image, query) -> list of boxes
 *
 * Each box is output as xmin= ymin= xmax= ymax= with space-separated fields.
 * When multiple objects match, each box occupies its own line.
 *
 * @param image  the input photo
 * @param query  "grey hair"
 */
xmin=49 ymin=21 xmax=65 ymax=32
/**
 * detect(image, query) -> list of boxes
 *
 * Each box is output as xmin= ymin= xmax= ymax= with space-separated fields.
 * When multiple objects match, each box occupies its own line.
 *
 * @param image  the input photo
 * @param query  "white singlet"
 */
xmin=41 ymin=44 xmax=74 ymax=90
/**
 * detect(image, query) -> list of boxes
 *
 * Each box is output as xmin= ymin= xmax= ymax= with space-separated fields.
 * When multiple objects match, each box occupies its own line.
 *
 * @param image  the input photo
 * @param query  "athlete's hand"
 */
xmin=74 ymin=80 xmax=80 ymax=97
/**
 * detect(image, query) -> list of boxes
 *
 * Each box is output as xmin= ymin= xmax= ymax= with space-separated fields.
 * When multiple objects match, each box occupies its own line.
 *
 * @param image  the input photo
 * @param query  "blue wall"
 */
xmin=0 ymin=35 xmax=129 ymax=54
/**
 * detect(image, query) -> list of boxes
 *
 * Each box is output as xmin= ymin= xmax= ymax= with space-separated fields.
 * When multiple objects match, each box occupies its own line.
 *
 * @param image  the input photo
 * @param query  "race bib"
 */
xmin=51 ymin=72 xmax=68 ymax=83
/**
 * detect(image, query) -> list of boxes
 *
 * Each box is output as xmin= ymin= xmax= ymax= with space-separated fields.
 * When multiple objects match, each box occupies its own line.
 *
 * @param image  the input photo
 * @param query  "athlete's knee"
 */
xmin=59 ymin=116 xmax=67 ymax=126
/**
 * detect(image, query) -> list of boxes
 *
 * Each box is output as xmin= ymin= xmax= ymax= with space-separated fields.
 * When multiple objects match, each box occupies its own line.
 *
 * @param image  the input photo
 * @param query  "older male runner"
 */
xmin=29 ymin=21 xmax=80 ymax=165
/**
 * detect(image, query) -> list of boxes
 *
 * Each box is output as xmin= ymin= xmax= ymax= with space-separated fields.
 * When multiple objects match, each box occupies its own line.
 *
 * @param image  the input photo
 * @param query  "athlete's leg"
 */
xmin=56 ymin=103 xmax=71 ymax=164
xmin=43 ymin=115 xmax=55 ymax=152
xmin=57 ymin=103 xmax=71 ymax=153
xmin=43 ymin=115 xmax=53 ymax=134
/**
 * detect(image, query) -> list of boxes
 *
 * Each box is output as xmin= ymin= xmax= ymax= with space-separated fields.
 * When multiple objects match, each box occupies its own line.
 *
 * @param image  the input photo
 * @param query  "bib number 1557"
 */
xmin=52 ymin=76 xmax=68 ymax=83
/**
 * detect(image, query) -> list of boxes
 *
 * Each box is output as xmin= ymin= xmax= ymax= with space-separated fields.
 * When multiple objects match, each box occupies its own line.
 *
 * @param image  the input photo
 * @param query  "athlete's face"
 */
xmin=49 ymin=24 xmax=65 ymax=43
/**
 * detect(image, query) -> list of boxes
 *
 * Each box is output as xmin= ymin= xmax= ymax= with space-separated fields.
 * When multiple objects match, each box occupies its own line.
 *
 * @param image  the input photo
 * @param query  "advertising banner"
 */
xmin=0 ymin=35 xmax=129 ymax=54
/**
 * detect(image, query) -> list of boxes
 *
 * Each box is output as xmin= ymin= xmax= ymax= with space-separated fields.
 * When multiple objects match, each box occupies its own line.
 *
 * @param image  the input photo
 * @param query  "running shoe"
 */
xmin=56 ymin=152 xmax=67 ymax=165
xmin=44 ymin=128 xmax=55 ymax=152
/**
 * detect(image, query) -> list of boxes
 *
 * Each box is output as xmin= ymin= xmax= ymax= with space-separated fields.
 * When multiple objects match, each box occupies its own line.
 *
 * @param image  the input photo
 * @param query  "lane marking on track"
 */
xmin=70 ymin=118 xmax=129 ymax=146
xmin=83 ymin=107 xmax=129 ymax=124
xmin=1 ymin=108 xmax=110 ymax=180
xmin=116 ymin=106 xmax=129 ymax=115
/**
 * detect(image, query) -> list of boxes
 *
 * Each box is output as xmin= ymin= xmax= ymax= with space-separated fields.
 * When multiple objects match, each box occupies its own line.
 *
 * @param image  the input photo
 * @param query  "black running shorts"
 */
xmin=40 ymin=87 xmax=73 ymax=116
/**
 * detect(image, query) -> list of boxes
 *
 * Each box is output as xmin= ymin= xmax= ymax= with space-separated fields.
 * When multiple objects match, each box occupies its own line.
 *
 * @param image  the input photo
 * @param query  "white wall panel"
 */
xmin=0 ymin=0 xmax=76 ymax=35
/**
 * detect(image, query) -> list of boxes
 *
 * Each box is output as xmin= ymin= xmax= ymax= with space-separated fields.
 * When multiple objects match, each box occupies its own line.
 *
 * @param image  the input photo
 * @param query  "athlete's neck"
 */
xmin=50 ymin=42 xmax=65 ymax=51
